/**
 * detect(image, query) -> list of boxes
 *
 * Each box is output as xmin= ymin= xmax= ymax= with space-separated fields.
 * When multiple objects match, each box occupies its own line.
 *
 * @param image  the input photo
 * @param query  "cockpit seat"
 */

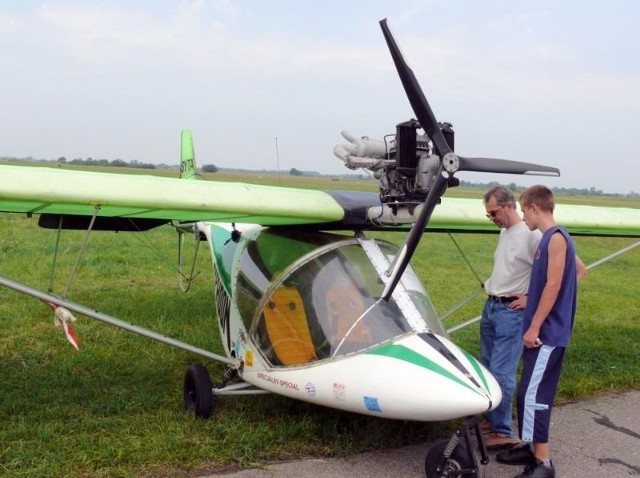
xmin=263 ymin=286 xmax=317 ymax=365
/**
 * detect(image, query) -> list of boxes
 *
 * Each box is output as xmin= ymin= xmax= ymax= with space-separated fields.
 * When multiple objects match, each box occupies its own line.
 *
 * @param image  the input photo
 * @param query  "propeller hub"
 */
xmin=442 ymin=152 xmax=459 ymax=173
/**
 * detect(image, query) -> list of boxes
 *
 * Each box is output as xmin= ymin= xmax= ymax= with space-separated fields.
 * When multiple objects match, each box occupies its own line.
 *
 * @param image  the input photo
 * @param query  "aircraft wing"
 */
xmin=429 ymin=197 xmax=640 ymax=237
xmin=0 ymin=165 xmax=346 ymax=226
xmin=1 ymin=164 xmax=639 ymax=236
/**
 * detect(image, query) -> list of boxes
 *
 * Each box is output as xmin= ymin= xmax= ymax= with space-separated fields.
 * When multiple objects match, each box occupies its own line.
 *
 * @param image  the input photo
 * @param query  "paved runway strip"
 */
xmin=208 ymin=390 xmax=640 ymax=478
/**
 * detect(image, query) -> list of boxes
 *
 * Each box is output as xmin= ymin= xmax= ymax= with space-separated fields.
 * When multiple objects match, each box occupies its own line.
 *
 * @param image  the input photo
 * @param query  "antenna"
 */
xmin=275 ymin=136 xmax=282 ymax=186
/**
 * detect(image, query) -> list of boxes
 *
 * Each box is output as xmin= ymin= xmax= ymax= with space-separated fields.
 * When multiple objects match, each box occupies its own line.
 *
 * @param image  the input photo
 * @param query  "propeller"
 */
xmin=379 ymin=18 xmax=559 ymax=178
xmin=377 ymin=18 xmax=558 ymax=301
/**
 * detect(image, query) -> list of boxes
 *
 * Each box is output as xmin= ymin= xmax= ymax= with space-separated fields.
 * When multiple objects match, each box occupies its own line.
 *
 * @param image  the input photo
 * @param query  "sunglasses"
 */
xmin=485 ymin=208 xmax=502 ymax=219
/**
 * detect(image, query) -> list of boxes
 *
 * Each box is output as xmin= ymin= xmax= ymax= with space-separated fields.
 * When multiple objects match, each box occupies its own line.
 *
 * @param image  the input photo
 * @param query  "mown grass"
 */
xmin=1 ymin=170 xmax=639 ymax=477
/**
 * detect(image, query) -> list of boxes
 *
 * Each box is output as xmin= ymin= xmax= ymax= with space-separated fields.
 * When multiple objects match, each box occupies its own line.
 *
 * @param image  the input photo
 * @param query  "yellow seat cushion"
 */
xmin=263 ymin=287 xmax=316 ymax=365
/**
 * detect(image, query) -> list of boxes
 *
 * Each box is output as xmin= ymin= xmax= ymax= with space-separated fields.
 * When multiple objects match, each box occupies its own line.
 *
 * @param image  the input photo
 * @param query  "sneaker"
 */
xmin=496 ymin=443 xmax=535 ymax=465
xmin=514 ymin=459 xmax=555 ymax=477
xmin=484 ymin=432 xmax=521 ymax=450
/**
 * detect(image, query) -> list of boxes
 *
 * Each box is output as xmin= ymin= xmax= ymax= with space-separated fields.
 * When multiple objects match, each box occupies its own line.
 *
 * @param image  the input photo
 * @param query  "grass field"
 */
xmin=1 ymin=169 xmax=639 ymax=477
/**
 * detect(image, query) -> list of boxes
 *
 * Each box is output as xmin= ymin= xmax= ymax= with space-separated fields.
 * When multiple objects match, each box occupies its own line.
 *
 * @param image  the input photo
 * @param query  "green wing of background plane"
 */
xmin=1 ymin=164 xmax=639 ymax=236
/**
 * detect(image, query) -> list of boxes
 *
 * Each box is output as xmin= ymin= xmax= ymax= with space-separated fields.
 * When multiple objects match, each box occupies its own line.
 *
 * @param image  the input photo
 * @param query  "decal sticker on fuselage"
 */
xmin=304 ymin=383 xmax=317 ymax=397
xmin=257 ymin=372 xmax=300 ymax=391
xmin=333 ymin=382 xmax=346 ymax=401
xmin=363 ymin=396 xmax=382 ymax=412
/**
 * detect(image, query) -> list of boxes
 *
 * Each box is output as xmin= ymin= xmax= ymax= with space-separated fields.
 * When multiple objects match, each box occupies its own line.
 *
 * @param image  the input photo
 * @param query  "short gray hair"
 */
xmin=483 ymin=185 xmax=515 ymax=207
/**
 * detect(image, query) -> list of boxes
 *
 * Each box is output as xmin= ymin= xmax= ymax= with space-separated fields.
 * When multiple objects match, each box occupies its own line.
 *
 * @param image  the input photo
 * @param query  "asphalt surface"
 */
xmin=204 ymin=390 xmax=640 ymax=478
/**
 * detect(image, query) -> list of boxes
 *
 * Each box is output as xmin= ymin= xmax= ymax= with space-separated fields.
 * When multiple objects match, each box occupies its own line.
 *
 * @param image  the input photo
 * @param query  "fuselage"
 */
xmin=200 ymin=222 xmax=501 ymax=421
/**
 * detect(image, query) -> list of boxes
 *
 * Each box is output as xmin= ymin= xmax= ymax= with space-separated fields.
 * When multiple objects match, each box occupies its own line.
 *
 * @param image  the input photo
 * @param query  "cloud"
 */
xmin=1 ymin=1 xmax=639 ymax=193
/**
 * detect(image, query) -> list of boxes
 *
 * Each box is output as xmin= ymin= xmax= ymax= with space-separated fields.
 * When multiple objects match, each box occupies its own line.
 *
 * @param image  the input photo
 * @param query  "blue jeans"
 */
xmin=480 ymin=299 xmax=524 ymax=436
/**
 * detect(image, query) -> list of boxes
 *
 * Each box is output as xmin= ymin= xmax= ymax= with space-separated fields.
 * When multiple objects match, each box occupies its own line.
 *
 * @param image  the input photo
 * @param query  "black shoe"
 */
xmin=514 ymin=459 xmax=555 ymax=478
xmin=496 ymin=443 xmax=535 ymax=465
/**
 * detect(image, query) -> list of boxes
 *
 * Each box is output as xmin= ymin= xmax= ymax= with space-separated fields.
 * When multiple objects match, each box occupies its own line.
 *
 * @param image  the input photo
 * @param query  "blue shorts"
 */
xmin=517 ymin=345 xmax=566 ymax=443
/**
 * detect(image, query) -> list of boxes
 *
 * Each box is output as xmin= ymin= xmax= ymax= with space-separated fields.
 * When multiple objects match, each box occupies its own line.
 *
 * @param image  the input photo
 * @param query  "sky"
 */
xmin=1 ymin=0 xmax=639 ymax=194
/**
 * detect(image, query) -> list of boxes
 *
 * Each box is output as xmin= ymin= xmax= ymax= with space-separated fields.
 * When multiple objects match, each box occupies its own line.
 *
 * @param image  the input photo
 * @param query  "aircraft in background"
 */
xmin=1 ymin=18 xmax=639 ymax=478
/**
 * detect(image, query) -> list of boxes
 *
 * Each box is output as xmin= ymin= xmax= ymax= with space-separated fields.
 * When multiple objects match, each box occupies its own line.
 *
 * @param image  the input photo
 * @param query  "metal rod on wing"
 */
xmin=0 ymin=273 xmax=235 ymax=365
xmin=63 ymin=205 xmax=100 ymax=299
xmin=48 ymin=215 xmax=64 ymax=293
xmin=448 ymin=315 xmax=482 ymax=334
xmin=586 ymin=240 xmax=640 ymax=269
xmin=447 ymin=239 xmax=640 ymax=334
xmin=439 ymin=287 xmax=485 ymax=323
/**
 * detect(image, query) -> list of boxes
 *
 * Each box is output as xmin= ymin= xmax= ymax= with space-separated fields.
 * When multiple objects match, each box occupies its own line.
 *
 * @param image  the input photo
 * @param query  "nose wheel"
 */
xmin=424 ymin=416 xmax=488 ymax=478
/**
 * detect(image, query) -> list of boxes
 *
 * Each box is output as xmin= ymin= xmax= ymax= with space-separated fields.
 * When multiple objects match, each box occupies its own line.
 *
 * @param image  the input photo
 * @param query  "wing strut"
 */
xmin=0 ymin=273 xmax=236 ymax=365
xmin=446 ymin=239 xmax=640 ymax=334
xmin=56 ymin=205 xmax=101 ymax=299
xmin=177 ymin=224 xmax=202 ymax=292
xmin=48 ymin=214 xmax=64 ymax=293
xmin=585 ymin=239 xmax=640 ymax=269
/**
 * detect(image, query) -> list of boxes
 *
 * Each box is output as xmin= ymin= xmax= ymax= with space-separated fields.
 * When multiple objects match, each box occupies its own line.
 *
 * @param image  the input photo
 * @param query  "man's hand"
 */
xmin=508 ymin=293 xmax=527 ymax=310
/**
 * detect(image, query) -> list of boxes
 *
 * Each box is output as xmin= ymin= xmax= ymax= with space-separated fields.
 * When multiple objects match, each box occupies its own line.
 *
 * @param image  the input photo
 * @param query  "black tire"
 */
xmin=425 ymin=440 xmax=479 ymax=478
xmin=183 ymin=363 xmax=213 ymax=419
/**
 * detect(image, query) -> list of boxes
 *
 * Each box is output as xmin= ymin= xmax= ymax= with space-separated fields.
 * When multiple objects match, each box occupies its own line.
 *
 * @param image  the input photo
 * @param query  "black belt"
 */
xmin=488 ymin=295 xmax=518 ymax=304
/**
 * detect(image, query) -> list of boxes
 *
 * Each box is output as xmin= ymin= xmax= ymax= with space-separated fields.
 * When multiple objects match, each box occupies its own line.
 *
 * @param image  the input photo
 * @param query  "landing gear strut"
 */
xmin=424 ymin=416 xmax=488 ymax=478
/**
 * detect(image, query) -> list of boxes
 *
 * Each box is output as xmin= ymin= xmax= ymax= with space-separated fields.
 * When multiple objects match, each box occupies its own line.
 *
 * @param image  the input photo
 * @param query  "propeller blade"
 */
xmin=379 ymin=18 xmax=451 ymax=157
xmin=379 ymin=18 xmax=453 ymax=301
xmin=380 ymin=18 xmax=561 ymax=180
xmin=377 ymin=18 xmax=560 ymax=302
xmin=456 ymin=156 xmax=560 ymax=176
xmin=381 ymin=172 xmax=448 ymax=302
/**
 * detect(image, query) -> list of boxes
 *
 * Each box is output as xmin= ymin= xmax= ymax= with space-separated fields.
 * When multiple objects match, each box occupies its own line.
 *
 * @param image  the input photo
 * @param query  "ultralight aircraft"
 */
xmin=2 ymin=19 xmax=640 ymax=478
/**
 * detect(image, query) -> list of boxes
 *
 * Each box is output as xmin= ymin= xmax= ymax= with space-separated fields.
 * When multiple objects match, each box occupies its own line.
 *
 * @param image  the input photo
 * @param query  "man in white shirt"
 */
xmin=481 ymin=186 xmax=541 ymax=449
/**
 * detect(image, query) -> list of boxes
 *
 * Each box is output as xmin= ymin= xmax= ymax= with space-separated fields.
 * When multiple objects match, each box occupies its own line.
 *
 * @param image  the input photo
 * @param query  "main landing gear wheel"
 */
xmin=183 ymin=363 xmax=213 ymax=419
xmin=425 ymin=440 xmax=479 ymax=478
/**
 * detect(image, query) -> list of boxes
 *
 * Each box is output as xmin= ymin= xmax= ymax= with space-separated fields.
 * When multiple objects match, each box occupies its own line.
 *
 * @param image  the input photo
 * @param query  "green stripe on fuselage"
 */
xmin=209 ymin=224 xmax=234 ymax=296
xmin=368 ymin=343 xmax=483 ymax=396
xmin=461 ymin=348 xmax=489 ymax=390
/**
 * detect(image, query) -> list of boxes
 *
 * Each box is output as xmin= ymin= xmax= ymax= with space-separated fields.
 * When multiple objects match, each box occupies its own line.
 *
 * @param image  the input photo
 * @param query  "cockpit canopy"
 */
xmin=233 ymin=229 xmax=444 ymax=367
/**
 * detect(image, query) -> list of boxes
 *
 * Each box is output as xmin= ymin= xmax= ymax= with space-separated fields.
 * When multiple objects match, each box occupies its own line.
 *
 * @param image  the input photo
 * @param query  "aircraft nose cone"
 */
xmin=360 ymin=332 xmax=502 ymax=421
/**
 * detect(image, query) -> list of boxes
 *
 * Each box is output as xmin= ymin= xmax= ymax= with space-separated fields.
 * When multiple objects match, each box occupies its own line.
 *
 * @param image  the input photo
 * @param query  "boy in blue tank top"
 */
xmin=496 ymin=185 xmax=586 ymax=478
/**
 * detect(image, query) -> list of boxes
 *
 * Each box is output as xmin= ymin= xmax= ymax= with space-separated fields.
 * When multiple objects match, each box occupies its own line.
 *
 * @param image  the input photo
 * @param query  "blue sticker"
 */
xmin=363 ymin=396 xmax=382 ymax=413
